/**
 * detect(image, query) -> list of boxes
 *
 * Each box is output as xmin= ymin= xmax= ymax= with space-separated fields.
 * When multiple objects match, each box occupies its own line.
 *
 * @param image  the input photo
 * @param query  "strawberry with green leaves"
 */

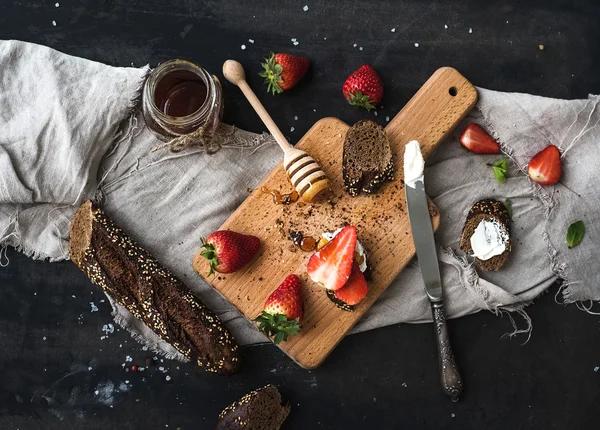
xmin=200 ymin=230 xmax=260 ymax=276
xmin=342 ymin=65 xmax=384 ymax=111
xmin=259 ymin=52 xmax=310 ymax=95
xmin=255 ymin=274 xmax=304 ymax=345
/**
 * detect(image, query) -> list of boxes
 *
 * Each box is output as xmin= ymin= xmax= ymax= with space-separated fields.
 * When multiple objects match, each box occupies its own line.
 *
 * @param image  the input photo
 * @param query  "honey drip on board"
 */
xmin=299 ymin=236 xmax=316 ymax=252
xmin=260 ymin=186 xmax=299 ymax=205
xmin=289 ymin=231 xmax=317 ymax=252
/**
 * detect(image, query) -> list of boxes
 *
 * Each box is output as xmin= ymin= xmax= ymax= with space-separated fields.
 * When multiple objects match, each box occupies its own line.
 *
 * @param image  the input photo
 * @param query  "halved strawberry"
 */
xmin=459 ymin=123 xmax=501 ymax=154
xmin=528 ymin=144 xmax=562 ymax=185
xmin=330 ymin=262 xmax=368 ymax=310
xmin=307 ymin=226 xmax=357 ymax=290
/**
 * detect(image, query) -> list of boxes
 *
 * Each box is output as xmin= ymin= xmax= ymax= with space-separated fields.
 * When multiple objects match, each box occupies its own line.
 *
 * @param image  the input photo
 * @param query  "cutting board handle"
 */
xmin=385 ymin=67 xmax=478 ymax=161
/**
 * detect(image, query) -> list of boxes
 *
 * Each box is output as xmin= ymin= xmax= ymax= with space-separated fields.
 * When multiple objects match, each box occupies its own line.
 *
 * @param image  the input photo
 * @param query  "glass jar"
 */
xmin=142 ymin=59 xmax=224 ymax=153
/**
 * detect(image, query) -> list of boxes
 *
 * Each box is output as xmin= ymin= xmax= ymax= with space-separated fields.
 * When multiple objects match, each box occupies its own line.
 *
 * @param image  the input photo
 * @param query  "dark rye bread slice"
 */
xmin=343 ymin=119 xmax=394 ymax=196
xmin=215 ymin=384 xmax=290 ymax=430
xmin=69 ymin=201 xmax=241 ymax=375
xmin=459 ymin=199 xmax=512 ymax=271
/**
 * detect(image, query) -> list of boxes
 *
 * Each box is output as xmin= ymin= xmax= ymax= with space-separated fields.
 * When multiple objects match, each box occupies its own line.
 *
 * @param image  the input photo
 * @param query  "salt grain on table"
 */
xmin=353 ymin=43 xmax=357 ymax=47
xmin=391 ymin=28 xmax=396 ymax=32
xmin=469 ymin=28 xmax=473 ymax=33
xmin=359 ymin=47 xmax=363 ymax=51
xmin=166 ymin=375 xmax=172 ymax=381
xmin=248 ymin=39 xmax=254 ymax=43
xmin=444 ymin=24 xmax=448 ymax=29
xmin=414 ymin=42 xmax=419 ymax=47
xmin=241 ymin=45 xmax=246 ymax=50
xmin=55 ymin=2 xmax=59 ymax=6
xmin=294 ymin=116 xmax=298 ymax=120
xmin=52 ymin=20 xmax=57 ymax=26
xmin=90 ymin=302 xmax=98 ymax=312
xmin=303 ymin=5 xmax=309 ymax=11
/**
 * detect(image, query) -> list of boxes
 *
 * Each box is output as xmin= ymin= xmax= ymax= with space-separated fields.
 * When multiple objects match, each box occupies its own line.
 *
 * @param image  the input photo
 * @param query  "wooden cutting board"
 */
xmin=193 ymin=67 xmax=477 ymax=369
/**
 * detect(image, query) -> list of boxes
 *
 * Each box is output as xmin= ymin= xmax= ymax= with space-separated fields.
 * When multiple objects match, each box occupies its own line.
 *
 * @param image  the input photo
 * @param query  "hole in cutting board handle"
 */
xmin=449 ymin=87 xmax=458 ymax=96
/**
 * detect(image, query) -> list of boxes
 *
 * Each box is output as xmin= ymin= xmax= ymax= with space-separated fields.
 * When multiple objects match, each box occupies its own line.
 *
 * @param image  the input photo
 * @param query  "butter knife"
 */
xmin=404 ymin=141 xmax=462 ymax=402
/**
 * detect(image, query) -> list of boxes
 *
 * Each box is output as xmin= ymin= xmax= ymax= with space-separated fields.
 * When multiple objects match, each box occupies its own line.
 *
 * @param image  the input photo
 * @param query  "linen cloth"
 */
xmin=1 ymin=41 xmax=599 ymax=360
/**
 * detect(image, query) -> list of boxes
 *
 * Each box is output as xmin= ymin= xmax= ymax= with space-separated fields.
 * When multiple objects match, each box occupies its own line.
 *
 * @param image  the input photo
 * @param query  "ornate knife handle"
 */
xmin=431 ymin=301 xmax=462 ymax=402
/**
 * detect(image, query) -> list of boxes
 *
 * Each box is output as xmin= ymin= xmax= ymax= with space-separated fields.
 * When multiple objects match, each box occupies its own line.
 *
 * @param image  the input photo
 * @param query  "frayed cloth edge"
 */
xmin=442 ymin=246 xmax=534 ymax=343
xmin=475 ymin=103 xmax=600 ymax=317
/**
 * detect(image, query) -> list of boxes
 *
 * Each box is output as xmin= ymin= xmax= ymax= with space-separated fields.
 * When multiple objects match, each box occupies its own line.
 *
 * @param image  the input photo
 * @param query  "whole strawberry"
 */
xmin=200 ymin=230 xmax=260 ymax=276
xmin=342 ymin=65 xmax=384 ymax=111
xmin=259 ymin=52 xmax=310 ymax=95
xmin=254 ymin=274 xmax=304 ymax=345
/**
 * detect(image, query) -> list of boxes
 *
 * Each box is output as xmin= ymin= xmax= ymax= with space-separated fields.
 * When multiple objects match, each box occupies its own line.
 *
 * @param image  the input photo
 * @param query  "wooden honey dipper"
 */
xmin=222 ymin=60 xmax=330 ymax=202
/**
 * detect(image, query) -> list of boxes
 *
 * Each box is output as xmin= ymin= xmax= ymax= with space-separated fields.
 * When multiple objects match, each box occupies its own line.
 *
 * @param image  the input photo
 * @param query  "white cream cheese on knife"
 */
xmin=470 ymin=220 xmax=508 ymax=260
xmin=403 ymin=140 xmax=425 ymax=188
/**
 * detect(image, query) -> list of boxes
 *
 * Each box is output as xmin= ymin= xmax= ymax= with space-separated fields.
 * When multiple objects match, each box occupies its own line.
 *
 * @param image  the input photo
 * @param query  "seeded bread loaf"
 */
xmin=215 ymin=384 xmax=290 ymax=430
xmin=459 ymin=199 xmax=511 ymax=271
xmin=69 ymin=200 xmax=240 ymax=375
xmin=342 ymin=119 xmax=394 ymax=196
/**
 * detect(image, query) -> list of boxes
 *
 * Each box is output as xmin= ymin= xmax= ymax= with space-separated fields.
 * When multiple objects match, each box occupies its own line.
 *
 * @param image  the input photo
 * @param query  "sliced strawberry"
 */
xmin=528 ymin=144 xmax=562 ymax=185
xmin=333 ymin=263 xmax=368 ymax=306
xmin=459 ymin=123 xmax=501 ymax=154
xmin=307 ymin=226 xmax=357 ymax=290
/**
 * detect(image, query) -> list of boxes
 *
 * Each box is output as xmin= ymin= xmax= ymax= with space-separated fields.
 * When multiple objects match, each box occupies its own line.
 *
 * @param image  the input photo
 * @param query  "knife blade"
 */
xmin=404 ymin=141 xmax=463 ymax=402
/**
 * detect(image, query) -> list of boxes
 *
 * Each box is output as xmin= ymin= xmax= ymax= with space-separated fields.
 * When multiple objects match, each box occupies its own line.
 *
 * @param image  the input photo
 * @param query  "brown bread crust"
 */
xmin=342 ymin=120 xmax=394 ymax=196
xmin=215 ymin=384 xmax=290 ymax=430
xmin=69 ymin=200 xmax=240 ymax=375
xmin=459 ymin=199 xmax=512 ymax=272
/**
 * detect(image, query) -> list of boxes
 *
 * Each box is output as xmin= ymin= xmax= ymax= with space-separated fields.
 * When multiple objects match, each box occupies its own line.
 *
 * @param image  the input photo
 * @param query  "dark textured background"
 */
xmin=1 ymin=1 xmax=600 ymax=429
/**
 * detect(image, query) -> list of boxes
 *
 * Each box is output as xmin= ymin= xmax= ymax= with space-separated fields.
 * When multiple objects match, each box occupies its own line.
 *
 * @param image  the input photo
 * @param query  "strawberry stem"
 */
xmin=199 ymin=237 xmax=219 ymax=277
xmin=258 ymin=52 xmax=284 ymax=95
xmin=347 ymin=90 xmax=376 ymax=111
xmin=254 ymin=311 xmax=302 ymax=345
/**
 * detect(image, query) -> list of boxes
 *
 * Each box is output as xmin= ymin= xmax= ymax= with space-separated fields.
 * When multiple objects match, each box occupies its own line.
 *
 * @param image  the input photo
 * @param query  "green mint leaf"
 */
xmin=491 ymin=158 xmax=509 ymax=183
xmin=493 ymin=166 xmax=507 ymax=183
xmin=503 ymin=199 xmax=512 ymax=219
xmin=493 ymin=158 xmax=509 ymax=171
xmin=566 ymin=220 xmax=585 ymax=248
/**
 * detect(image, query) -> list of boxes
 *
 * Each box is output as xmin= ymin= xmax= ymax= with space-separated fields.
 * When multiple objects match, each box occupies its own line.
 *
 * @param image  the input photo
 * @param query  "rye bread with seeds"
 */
xmin=459 ymin=199 xmax=512 ymax=271
xmin=69 ymin=200 xmax=241 ymax=375
xmin=342 ymin=120 xmax=394 ymax=196
xmin=215 ymin=384 xmax=290 ymax=430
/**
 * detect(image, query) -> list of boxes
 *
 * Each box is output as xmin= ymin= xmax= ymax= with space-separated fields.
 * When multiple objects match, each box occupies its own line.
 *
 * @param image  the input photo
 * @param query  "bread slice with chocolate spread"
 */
xmin=342 ymin=120 xmax=394 ymax=196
